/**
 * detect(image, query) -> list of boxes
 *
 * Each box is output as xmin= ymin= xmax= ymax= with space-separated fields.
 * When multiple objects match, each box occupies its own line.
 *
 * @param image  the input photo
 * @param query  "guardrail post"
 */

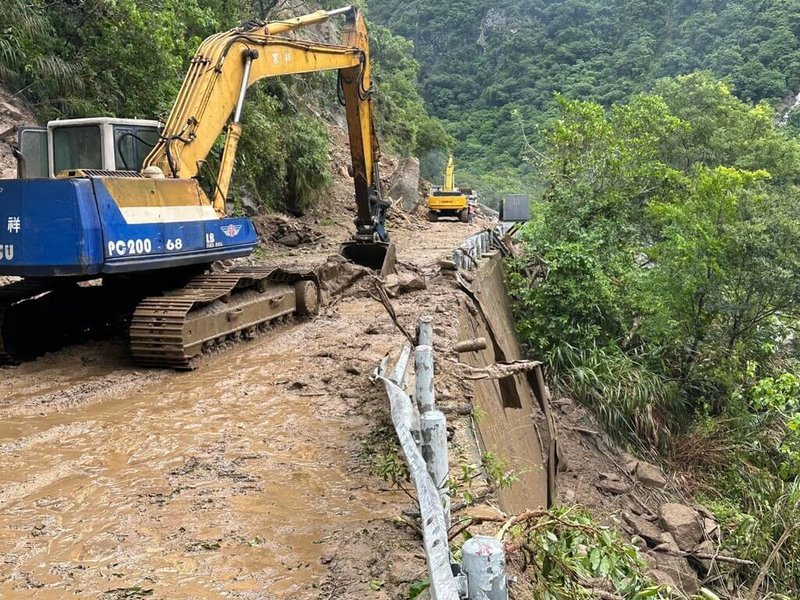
xmin=415 ymin=344 xmax=435 ymax=413
xmin=421 ymin=409 xmax=450 ymax=528
xmin=418 ymin=315 xmax=434 ymax=347
xmin=462 ymin=536 xmax=508 ymax=600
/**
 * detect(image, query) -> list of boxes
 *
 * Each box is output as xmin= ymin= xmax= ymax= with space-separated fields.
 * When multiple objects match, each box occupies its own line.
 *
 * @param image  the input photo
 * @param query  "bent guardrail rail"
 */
xmin=375 ymin=311 xmax=509 ymax=600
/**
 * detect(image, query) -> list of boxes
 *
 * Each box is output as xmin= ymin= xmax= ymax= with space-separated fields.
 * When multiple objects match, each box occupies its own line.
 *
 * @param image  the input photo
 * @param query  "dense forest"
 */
xmin=368 ymin=0 xmax=800 ymax=201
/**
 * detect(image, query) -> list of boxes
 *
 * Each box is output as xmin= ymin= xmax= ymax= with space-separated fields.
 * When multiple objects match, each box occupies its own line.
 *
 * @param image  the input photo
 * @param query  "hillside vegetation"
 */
xmin=368 ymin=0 xmax=800 ymax=201
xmin=0 ymin=0 xmax=446 ymax=212
xmin=507 ymin=68 xmax=800 ymax=600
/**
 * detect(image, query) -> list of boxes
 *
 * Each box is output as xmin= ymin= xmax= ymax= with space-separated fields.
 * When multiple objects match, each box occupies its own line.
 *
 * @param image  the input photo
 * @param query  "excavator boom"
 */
xmin=144 ymin=5 xmax=392 ymax=273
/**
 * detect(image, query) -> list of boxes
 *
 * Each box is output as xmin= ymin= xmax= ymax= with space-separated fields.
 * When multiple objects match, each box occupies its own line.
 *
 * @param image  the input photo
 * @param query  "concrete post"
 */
xmin=418 ymin=315 xmax=434 ymax=347
xmin=421 ymin=409 xmax=450 ymax=528
xmin=414 ymin=344 xmax=435 ymax=413
xmin=462 ymin=536 xmax=508 ymax=600
xmin=410 ymin=400 xmax=422 ymax=448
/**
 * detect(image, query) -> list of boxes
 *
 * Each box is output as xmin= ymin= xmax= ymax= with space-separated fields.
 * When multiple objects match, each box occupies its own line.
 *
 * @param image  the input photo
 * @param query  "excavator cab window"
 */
xmin=53 ymin=125 xmax=103 ymax=174
xmin=113 ymin=126 xmax=160 ymax=172
xmin=16 ymin=127 xmax=47 ymax=179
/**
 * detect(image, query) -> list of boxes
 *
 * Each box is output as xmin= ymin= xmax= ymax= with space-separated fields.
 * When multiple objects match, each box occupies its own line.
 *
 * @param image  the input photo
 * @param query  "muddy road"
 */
xmin=0 ymin=220 xmax=482 ymax=598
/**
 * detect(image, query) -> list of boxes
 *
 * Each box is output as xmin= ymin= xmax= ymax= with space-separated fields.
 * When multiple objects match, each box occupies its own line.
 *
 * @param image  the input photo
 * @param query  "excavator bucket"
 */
xmin=340 ymin=241 xmax=397 ymax=277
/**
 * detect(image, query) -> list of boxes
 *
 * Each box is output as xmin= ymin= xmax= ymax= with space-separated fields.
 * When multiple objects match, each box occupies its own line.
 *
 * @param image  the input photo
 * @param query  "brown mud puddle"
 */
xmin=0 ymin=303 xmax=403 ymax=598
xmin=0 ymin=219 xmax=488 ymax=598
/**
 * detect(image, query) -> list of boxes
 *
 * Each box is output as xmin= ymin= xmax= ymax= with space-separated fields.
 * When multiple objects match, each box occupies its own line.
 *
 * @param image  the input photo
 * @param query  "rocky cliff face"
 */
xmin=0 ymin=87 xmax=37 ymax=179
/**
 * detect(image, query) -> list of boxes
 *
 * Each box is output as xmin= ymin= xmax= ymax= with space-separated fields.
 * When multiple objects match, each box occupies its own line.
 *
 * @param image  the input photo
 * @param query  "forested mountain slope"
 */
xmin=368 ymin=0 xmax=800 ymax=197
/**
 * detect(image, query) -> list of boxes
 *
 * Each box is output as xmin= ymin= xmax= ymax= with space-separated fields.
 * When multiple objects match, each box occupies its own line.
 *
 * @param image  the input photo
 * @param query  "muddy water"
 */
xmin=0 ymin=218 xmax=488 ymax=598
xmin=0 ymin=305 xmax=399 ymax=599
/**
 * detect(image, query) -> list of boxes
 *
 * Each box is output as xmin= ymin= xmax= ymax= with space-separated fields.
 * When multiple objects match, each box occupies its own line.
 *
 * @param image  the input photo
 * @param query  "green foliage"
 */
xmin=0 ymin=0 xmax=82 ymax=105
xmin=233 ymin=88 xmax=332 ymax=214
xmin=701 ymin=477 xmax=800 ymax=595
xmin=370 ymin=24 xmax=452 ymax=158
xmin=512 ymin=506 xmax=668 ymax=599
xmin=1 ymin=0 xmax=235 ymax=118
xmin=406 ymin=580 xmax=429 ymax=599
xmin=368 ymin=0 xmax=800 ymax=198
xmin=481 ymin=451 xmax=520 ymax=490
xmin=363 ymin=438 xmax=410 ymax=488
xmin=510 ymin=72 xmax=800 ymax=596
xmin=509 ymin=75 xmax=800 ymax=448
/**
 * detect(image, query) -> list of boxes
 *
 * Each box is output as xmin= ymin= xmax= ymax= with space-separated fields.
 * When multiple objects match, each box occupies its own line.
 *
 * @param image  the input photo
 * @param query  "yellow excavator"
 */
xmin=1 ymin=6 xmax=394 ymax=368
xmin=426 ymin=155 xmax=469 ymax=222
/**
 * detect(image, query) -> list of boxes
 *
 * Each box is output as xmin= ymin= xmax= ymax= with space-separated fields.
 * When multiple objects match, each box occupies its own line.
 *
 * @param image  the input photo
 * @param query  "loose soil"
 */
xmin=0 ymin=197 xmax=492 ymax=599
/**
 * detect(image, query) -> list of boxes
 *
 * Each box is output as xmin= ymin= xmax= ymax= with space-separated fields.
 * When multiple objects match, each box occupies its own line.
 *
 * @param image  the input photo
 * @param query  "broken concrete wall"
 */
xmin=459 ymin=253 xmax=557 ymax=513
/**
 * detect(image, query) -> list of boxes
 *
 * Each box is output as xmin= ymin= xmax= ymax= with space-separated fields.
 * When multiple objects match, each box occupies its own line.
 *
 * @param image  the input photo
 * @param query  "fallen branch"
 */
xmin=496 ymin=509 xmax=548 ymax=540
xmin=449 ymin=358 xmax=542 ymax=380
xmin=370 ymin=278 xmax=415 ymax=345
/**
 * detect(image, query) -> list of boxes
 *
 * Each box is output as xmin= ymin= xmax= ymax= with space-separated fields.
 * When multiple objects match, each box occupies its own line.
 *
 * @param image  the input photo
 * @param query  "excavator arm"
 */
xmin=143 ymin=6 xmax=390 ymax=247
xmin=443 ymin=155 xmax=456 ymax=192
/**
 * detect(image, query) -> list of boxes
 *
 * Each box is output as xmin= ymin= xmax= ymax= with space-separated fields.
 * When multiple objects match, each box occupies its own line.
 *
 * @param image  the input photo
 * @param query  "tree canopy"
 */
xmin=368 ymin=0 xmax=800 ymax=199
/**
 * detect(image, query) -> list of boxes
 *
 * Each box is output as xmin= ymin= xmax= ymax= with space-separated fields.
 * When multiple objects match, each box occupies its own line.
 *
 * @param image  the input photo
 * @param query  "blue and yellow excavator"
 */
xmin=0 ymin=5 xmax=393 ymax=368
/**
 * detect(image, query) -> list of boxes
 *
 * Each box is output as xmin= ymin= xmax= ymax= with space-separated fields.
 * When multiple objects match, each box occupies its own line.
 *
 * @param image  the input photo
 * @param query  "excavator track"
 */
xmin=129 ymin=267 xmax=319 ymax=369
xmin=0 ymin=279 xmax=56 ymax=364
xmin=0 ymin=278 xmax=146 ymax=365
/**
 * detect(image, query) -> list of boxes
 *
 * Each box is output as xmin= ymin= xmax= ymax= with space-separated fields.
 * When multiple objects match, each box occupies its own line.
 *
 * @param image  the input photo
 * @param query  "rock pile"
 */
xmin=592 ymin=455 xmax=723 ymax=594
xmin=594 ymin=455 xmax=720 ymax=594
xmin=254 ymin=215 xmax=325 ymax=248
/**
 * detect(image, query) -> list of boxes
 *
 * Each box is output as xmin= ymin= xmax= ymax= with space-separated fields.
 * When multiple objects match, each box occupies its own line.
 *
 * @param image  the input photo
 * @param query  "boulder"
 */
xmin=276 ymin=232 xmax=302 ymax=247
xmin=636 ymin=461 xmax=667 ymax=489
xmin=703 ymin=517 xmax=720 ymax=541
xmin=647 ymin=569 xmax=678 ymax=589
xmin=384 ymin=272 xmax=426 ymax=296
xmin=621 ymin=452 xmax=639 ymax=474
xmin=653 ymin=531 xmax=681 ymax=554
xmin=387 ymin=157 xmax=421 ymax=212
xmin=647 ymin=552 xmax=700 ymax=596
xmin=693 ymin=540 xmax=717 ymax=574
xmin=596 ymin=479 xmax=628 ymax=495
xmin=235 ymin=190 xmax=261 ymax=217
xmin=659 ymin=504 xmax=703 ymax=552
xmin=621 ymin=512 xmax=662 ymax=547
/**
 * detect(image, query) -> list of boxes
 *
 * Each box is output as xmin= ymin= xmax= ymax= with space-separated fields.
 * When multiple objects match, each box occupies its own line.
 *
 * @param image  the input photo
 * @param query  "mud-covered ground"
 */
xmin=0 ymin=212 xmax=489 ymax=599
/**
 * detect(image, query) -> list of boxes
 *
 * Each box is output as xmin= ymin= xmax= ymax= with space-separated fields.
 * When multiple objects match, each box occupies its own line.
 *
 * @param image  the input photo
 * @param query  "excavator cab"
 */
xmin=15 ymin=118 xmax=161 ymax=179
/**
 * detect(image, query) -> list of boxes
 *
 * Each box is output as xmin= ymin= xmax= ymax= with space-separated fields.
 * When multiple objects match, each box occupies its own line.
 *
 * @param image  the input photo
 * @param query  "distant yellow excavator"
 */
xmin=426 ymin=155 xmax=469 ymax=222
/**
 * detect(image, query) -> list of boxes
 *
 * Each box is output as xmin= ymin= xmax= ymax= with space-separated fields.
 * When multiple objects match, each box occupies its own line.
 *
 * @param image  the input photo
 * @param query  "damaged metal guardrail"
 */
xmin=374 ymin=314 xmax=509 ymax=600
xmin=451 ymin=228 xmax=508 ymax=270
